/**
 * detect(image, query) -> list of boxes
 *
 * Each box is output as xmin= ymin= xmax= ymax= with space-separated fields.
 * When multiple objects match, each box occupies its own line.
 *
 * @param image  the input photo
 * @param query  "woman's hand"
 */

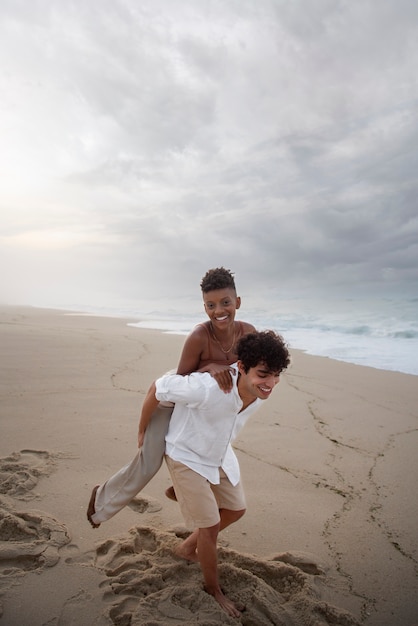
xmin=207 ymin=364 xmax=235 ymax=393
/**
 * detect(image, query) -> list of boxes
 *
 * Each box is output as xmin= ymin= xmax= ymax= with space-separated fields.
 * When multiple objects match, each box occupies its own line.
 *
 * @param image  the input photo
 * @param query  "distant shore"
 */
xmin=0 ymin=305 xmax=417 ymax=625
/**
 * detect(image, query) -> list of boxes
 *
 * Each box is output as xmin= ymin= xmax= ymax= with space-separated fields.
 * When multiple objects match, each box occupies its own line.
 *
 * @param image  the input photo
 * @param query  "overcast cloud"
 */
xmin=1 ymin=0 xmax=417 ymax=309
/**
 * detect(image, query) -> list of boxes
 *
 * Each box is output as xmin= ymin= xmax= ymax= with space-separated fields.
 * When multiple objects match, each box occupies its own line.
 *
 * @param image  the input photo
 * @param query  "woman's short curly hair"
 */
xmin=200 ymin=267 xmax=236 ymax=293
xmin=237 ymin=330 xmax=290 ymax=374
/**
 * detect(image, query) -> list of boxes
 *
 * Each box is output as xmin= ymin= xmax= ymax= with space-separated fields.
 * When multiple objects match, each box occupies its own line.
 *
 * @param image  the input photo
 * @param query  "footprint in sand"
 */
xmin=0 ymin=450 xmax=71 ymax=583
xmin=127 ymin=495 xmax=163 ymax=514
xmin=93 ymin=525 xmax=360 ymax=626
xmin=0 ymin=450 xmax=57 ymax=500
xmin=0 ymin=501 xmax=71 ymax=575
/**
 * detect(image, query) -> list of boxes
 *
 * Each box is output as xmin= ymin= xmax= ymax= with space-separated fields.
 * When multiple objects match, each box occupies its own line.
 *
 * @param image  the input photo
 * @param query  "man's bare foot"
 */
xmin=165 ymin=485 xmax=177 ymax=501
xmin=174 ymin=543 xmax=199 ymax=563
xmin=205 ymin=586 xmax=242 ymax=618
xmin=87 ymin=485 xmax=100 ymax=528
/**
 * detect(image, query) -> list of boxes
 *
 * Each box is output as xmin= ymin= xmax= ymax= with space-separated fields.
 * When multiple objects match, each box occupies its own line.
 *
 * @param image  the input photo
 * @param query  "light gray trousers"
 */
xmin=91 ymin=404 xmax=174 ymax=524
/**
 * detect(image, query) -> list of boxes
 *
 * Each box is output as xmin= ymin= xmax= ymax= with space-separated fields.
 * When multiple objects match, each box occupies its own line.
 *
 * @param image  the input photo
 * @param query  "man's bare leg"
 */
xmin=175 ymin=528 xmax=199 ymax=561
xmin=175 ymin=508 xmax=245 ymax=562
xmin=197 ymin=524 xmax=241 ymax=618
xmin=218 ymin=508 xmax=246 ymax=530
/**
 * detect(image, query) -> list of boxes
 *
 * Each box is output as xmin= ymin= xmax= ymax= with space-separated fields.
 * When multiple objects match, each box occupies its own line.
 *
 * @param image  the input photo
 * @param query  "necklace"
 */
xmin=210 ymin=323 xmax=236 ymax=357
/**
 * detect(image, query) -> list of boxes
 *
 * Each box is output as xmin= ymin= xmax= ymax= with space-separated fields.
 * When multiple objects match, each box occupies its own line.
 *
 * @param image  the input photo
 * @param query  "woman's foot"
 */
xmin=165 ymin=485 xmax=177 ymax=501
xmin=87 ymin=485 xmax=100 ymax=528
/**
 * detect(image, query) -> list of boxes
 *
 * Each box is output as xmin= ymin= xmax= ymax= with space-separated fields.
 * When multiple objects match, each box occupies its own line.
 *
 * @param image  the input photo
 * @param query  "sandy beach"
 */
xmin=0 ymin=305 xmax=417 ymax=626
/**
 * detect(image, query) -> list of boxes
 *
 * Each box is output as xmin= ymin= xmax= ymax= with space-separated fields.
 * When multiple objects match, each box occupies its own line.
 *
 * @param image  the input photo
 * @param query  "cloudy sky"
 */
xmin=1 ymin=0 xmax=417 ymax=310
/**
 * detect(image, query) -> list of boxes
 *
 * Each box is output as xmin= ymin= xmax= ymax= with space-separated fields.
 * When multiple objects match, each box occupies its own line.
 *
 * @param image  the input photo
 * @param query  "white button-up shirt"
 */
xmin=155 ymin=364 xmax=262 ymax=486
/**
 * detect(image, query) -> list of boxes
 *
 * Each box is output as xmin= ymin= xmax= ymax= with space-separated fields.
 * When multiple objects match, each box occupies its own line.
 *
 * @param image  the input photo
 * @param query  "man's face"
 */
xmin=237 ymin=361 xmax=281 ymax=401
xmin=203 ymin=288 xmax=241 ymax=330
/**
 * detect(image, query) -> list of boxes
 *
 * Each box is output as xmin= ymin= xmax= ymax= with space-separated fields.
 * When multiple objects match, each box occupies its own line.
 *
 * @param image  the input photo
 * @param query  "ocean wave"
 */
xmin=65 ymin=298 xmax=418 ymax=376
xmin=342 ymin=325 xmax=371 ymax=336
xmin=390 ymin=330 xmax=418 ymax=339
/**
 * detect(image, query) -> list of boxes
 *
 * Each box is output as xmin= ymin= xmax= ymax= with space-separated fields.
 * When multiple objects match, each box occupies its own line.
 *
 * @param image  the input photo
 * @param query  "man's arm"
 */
xmin=137 ymin=381 xmax=160 ymax=448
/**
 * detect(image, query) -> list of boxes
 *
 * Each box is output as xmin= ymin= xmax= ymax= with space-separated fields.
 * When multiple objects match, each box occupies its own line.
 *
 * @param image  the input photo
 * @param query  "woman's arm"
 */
xmin=176 ymin=325 xmax=235 ymax=392
xmin=176 ymin=330 xmax=204 ymax=375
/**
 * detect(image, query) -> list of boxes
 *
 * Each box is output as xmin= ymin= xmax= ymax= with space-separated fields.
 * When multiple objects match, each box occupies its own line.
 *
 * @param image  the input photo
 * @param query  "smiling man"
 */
xmin=137 ymin=330 xmax=290 ymax=618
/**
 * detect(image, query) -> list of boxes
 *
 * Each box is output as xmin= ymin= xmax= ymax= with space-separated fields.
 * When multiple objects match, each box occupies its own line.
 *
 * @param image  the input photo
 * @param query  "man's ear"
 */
xmin=235 ymin=296 xmax=241 ymax=310
xmin=237 ymin=360 xmax=246 ymax=375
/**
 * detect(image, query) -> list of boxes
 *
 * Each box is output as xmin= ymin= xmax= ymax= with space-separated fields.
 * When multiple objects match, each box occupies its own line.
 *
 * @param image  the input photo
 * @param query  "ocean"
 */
xmin=62 ymin=296 xmax=418 ymax=377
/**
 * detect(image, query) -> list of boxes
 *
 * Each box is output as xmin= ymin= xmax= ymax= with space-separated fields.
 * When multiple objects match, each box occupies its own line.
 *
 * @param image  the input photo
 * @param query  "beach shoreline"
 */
xmin=0 ymin=305 xmax=417 ymax=625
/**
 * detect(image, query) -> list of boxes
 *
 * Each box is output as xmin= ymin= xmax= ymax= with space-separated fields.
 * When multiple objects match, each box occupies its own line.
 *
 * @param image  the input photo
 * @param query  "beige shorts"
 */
xmin=165 ymin=456 xmax=246 ymax=529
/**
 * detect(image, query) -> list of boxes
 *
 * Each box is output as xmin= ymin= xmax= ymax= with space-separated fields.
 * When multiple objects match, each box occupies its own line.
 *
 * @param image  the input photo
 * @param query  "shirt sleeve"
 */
xmin=155 ymin=372 xmax=211 ymax=407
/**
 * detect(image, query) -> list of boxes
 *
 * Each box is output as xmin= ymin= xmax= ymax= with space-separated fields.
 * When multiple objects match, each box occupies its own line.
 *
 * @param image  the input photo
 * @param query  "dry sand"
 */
xmin=0 ymin=305 xmax=417 ymax=626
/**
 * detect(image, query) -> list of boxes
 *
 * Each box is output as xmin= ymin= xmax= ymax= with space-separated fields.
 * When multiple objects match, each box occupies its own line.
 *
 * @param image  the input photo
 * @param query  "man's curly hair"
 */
xmin=200 ymin=267 xmax=236 ymax=293
xmin=237 ymin=330 xmax=290 ymax=374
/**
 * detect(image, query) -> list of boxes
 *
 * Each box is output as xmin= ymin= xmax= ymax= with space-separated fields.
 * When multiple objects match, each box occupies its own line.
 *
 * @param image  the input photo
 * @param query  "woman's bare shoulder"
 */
xmin=188 ymin=322 xmax=210 ymax=339
xmin=181 ymin=322 xmax=210 ymax=352
xmin=239 ymin=321 xmax=257 ymax=333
